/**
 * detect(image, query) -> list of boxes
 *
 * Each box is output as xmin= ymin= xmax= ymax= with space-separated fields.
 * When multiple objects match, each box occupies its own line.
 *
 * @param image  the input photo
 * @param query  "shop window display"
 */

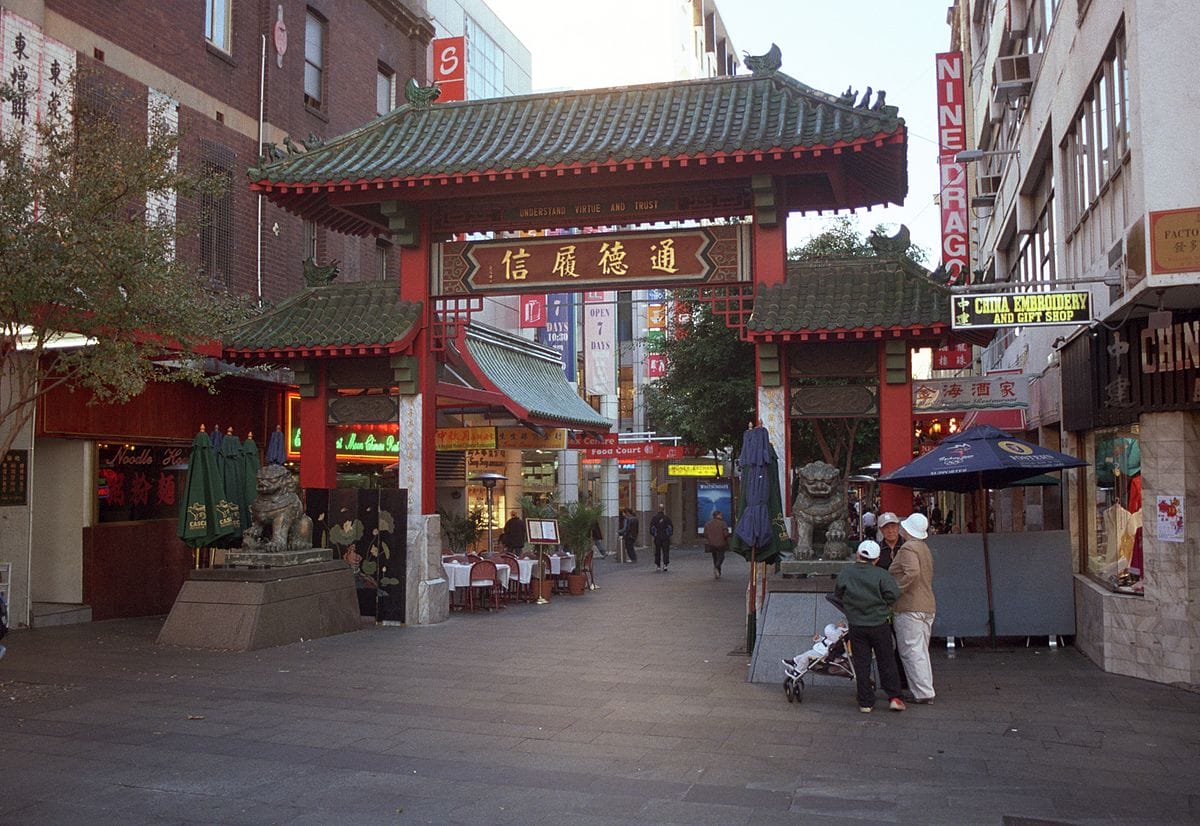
xmin=1092 ymin=426 xmax=1142 ymax=594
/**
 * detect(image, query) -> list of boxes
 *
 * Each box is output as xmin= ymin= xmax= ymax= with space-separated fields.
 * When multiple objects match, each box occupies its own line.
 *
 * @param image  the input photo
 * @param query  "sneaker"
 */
xmin=713 ymin=570 xmax=719 ymax=580
xmin=912 ymin=697 xmax=935 ymax=705
xmin=889 ymin=697 xmax=907 ymax=712
xmin=663 ymin=567 xmax=669 ymax=572
xmin=655 ymin=566 xmax=662 ymax=571
xmin=859 ymin=706 xmax=872 ymax=713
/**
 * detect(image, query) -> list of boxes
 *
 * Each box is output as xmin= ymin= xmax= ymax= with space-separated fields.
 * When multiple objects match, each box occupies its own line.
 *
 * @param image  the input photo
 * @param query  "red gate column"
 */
xmin=751 ymin=178 xmax=791 ymax=506
xmin=878 ymin=340 xmax=912 ymax=514
xmin=295 ymin=360 xmax=337 ymax=489
xmin=398 ymin=212 xmax=436 ymax=515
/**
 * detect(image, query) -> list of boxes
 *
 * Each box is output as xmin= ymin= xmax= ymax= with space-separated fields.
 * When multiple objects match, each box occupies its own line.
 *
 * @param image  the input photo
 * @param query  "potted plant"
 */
xmin=556 ymin=499 xmax=604 ymax=595
xmin=438 ymin=507 xmax=483 ymax=556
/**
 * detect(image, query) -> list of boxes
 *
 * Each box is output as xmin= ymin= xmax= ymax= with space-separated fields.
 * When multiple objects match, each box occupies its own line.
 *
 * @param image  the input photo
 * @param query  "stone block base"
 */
xmin=157 ymin=560 xmax=360 ymax=651
xmin=223 ymin=548 xmax=334 ymax=567
xmin=779 ymin=559 xmax=850 ymax=578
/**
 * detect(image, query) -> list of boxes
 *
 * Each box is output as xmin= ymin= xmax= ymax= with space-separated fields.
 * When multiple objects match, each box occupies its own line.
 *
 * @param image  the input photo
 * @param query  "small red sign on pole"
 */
xmin=432 ymin=36 xmax=465 ymax=102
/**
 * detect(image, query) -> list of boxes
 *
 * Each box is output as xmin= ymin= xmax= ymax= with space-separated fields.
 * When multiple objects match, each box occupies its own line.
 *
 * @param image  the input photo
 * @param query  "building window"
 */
xmin=304 ymin=9 xmax=326 ymax=110
xmin=303 ymin=220 xmax=318 ymax=263
xmin=376 ymin=64 xmax=395 ymax=117
xmin=1007 ymin=175 xmax=1056 ymax=289
xmin=464 ymin=15 xmax=503 ymax=99
xmin=200 ymin=142 xmax=235 ymax=288
xmin=1061 ymin=26 xmax=1128 ymax=228
xmin=205 ymin=0 xmax=231 ymax=52
xmin=377 ymin=239 xmax=392 ymax=280
xmin=1090 ymin=425 xmax=1142 ymax=593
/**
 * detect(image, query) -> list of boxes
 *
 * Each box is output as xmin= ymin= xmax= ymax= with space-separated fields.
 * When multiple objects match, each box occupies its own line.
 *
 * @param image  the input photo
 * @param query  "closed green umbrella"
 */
xmin=177 ymin=428 xmax=239 ymax=548
xmin=217 ymin=431 xmax=248 ymax=538
xmin=240 ymin=435 xmax=261 ymax=517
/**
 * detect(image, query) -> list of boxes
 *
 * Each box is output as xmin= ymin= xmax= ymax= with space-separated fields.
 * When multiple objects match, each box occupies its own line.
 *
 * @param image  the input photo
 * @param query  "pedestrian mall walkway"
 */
xmin=1 ymin=547 xmax=1198 ymax=823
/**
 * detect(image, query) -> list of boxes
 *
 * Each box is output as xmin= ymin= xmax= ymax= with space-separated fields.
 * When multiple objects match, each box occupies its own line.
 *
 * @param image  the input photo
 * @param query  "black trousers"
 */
xmin=708 ymin=546 xmax=726 ymax=572
xmin=654 ymin=539 xmax=671 ymax=568
xmin=623 ymin=535 xmax=637 ymax=562
xmin=848 ymin=623 xmax=902 ymax=708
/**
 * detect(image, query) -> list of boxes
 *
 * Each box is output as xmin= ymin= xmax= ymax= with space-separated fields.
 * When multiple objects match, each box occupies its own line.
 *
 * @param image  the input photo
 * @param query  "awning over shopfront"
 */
xmin=439 ymin=324 xmax=611 ymax=434
xmin=959 ymin=407 xmax=1027 ymax=432
xmin=222 ymin=281 xmax=423 ymax=362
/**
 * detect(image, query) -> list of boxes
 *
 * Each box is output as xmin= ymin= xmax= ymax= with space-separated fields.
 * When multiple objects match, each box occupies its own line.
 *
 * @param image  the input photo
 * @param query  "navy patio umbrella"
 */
xmin=730 ymin=425 xmax=794 ymax=653
xmin=880 ymin=424 xmax=1087 ymax=644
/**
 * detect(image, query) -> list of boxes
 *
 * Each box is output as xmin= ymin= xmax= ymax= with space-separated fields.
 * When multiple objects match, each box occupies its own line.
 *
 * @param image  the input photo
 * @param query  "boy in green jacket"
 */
xmin=834 ymin=539 xmax=906 ymax=713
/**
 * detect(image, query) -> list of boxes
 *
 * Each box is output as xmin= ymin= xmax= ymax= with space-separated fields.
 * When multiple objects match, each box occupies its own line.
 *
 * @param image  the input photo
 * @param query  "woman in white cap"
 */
xmin=833 ymin=539 xmax=905 ymax=713
xmin=891 ymin=513 xmax=937 ymax=704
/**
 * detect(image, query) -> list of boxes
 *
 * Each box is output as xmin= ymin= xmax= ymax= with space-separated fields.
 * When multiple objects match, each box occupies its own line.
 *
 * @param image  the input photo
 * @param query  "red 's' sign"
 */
xmin=432 ymin=37 xmax=465 ymax=102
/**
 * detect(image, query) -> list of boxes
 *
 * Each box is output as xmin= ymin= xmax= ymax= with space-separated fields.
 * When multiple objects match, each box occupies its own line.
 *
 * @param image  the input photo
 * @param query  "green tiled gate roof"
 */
xmin=747 ymin=255 xmax=953 ymax=340
xmin=223 ymin=282 xmax=423 ymax=359
xmin=463 ymin=325 xmax=610 ymax=430
xmin=249 ymin=71 xmax=906 ymax=235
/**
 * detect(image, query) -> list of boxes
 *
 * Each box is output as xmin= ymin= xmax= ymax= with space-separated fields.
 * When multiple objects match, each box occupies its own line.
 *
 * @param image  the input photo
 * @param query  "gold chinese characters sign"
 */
xmin=1149 ymin=207 xmax=1200 ymax=274
xmin=433 ymin=224 xmax=749 ymax=295
xmin=435 ymin=426 xmax=567 ymax=451
xmin=951 ymin=291 xmax=1091 ymax=329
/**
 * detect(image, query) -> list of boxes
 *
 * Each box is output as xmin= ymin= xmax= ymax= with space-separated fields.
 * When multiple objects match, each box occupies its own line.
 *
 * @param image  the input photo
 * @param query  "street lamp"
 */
xmin=953 ymin=148 xmax=1019 ymax=163
xmin=470 ymin=472 xmax=507 ymax=554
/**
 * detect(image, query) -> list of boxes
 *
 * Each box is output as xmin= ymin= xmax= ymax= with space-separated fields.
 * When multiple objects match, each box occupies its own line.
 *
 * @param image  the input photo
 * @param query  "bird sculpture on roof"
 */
xmin=404 ymin=78 xmax=442 ymax=109
xmin=856 ymin=86 xmax=874 ymax=108
xmin=743 ymin=43 xmax=782 ymax=76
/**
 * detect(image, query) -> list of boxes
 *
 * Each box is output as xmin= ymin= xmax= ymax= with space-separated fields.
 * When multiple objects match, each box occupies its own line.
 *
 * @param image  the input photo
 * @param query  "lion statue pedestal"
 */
xmin=158 ymin=466 xmax=359 ymax=651
xmin=791 ymin=460 xmax=852 ymax=561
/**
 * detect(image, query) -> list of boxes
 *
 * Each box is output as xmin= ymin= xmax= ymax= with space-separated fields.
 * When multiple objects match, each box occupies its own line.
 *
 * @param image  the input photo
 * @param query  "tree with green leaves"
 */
xmin=643 ymin=306 xmax=756 ymax=473
xmin=787 ymin=216 xmax=922 ymax=480
xmin=0 ymin=77 xmax=246 ymax=460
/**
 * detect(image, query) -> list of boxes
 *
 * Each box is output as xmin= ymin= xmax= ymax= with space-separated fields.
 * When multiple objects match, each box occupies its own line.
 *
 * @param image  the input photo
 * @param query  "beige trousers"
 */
xmin=894 ymin=611 xmax=936 ymax=700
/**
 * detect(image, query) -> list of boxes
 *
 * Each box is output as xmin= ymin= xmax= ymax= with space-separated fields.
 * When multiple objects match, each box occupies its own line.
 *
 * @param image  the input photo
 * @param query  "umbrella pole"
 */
xmin=746 ymin=546 xmax=757 ymax=655
xmin=978 ymin=480 xmax=996 ymax=647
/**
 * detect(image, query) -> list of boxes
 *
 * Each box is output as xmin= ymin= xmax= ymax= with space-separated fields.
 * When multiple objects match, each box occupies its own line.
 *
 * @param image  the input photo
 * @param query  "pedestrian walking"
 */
xmin=649 ymin=502 xmax=673 ymax=571
xmin=891 ymin=512 xmax=937 ymax=704
xmin=834 ymin=539 xmax=905 ymax=713
xmin=619 ymin=508 xmax=639 ymax=563
xmin=876 ymin=511 xmax=909 ymax=689
xmin=502 ymin=511 xmax=526 ymax=553
xmin=703 ymin=509 xmax=730 ymax=579
xmin=861 ymin=508 xmax=877 ymax=541
xmin=590 ymin=518 xmax=606 ymax=558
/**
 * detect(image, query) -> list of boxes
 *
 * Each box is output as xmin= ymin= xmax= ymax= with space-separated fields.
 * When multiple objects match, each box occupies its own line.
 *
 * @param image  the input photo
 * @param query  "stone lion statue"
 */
xmin=243 ymin=465 xmax=313 ymax=552
xmin=792 ymin=460 xmax=850 ymax=560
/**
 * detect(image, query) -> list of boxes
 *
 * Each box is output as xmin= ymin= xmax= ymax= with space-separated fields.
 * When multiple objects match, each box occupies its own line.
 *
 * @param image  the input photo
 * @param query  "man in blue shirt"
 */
xmin=834 ymin=539 xmax=905 ymax=713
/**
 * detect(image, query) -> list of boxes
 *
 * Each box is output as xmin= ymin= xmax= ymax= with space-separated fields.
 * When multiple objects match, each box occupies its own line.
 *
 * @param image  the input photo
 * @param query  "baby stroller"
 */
xmin=782 ymin=622 xmax=855 ymax=703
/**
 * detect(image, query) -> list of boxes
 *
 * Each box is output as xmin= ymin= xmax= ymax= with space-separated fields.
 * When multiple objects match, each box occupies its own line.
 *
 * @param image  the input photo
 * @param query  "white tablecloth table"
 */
xmin=545 ymin=554 xmax=576 ymax=575
xmin=443 ymin=561 xmax=510 ymax=592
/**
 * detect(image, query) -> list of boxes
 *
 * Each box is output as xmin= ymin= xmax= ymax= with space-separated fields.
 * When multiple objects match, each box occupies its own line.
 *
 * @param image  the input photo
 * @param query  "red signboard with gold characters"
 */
xmin=434 ymin=224 xmax=749 ymax=295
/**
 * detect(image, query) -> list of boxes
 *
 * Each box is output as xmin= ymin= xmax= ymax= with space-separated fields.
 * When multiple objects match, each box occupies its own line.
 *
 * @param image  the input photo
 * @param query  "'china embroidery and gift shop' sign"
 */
xmin=913 ymin=376 xmax=1029 ymax=413
xmin=951 ymin=291 xmax=1092 ymax=329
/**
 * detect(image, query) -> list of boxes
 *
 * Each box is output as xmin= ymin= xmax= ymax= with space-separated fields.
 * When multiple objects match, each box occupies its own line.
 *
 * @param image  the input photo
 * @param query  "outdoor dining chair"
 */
xmin=466 ymin=559 xmax=501 ymax=612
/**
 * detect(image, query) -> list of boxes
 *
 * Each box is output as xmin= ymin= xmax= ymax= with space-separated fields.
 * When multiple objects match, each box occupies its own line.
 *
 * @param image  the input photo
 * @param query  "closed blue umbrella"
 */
xmin=265 ymin=427 xmax=287 ymax=466
xmin=880 ymin=424 xmax=1087 ymax=644
xmin=729 ymin=426 xmax=794 ymax=654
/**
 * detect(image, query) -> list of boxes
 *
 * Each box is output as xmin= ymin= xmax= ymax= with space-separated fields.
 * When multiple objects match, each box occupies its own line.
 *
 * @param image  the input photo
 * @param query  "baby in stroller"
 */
xmin=782 ymin=621 xmax=853 ymax=703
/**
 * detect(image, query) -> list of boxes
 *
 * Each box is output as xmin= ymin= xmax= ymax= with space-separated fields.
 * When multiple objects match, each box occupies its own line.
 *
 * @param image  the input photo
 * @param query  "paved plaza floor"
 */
xmin=1 ymin=546 xmax=1198 ymax=824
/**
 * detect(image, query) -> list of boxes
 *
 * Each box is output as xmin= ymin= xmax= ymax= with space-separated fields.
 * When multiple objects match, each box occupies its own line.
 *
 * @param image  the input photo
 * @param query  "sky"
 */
xmin=482 ymin=0 xmax=952 ymax=263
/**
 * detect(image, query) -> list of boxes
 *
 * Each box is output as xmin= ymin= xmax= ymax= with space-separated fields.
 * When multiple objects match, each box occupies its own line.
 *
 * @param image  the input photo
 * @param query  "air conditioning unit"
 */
xmin=1004 ymin=1 xmax=1028 ymax=44
xmin=993 ymin=53 xmax=1041 ymax=101
xmin=977 ymin=174 xmax=1002 ymax=196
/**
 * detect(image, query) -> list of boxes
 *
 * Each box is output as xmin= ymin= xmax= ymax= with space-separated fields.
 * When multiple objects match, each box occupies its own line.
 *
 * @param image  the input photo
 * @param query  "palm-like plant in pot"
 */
xmin=438 ymin=507 xmax=483 ymax=555
xmin=556 ymin=499 xmax=604 ymax=594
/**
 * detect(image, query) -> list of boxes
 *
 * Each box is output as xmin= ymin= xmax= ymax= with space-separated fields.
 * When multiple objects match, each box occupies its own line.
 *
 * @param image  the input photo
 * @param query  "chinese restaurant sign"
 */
xmin=913 ymin=376 xmax=1029 ymax=413
xmin=951 ymin=291 xmax=1091 ymax=329
xmin=97 ymin=443 xmax=187 ymax=522
xmin=435 ymin=427 xmax=496 ymax=451
xmin=1149 ymin=207 xmax=1200 ymax=274
xmin=936 ymin=50 xmax=967 ymax=281
xmin=933 ymin=342 xmax=972 ymax=370
xmin=433 ymin=224 xmax=749 ymax=295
